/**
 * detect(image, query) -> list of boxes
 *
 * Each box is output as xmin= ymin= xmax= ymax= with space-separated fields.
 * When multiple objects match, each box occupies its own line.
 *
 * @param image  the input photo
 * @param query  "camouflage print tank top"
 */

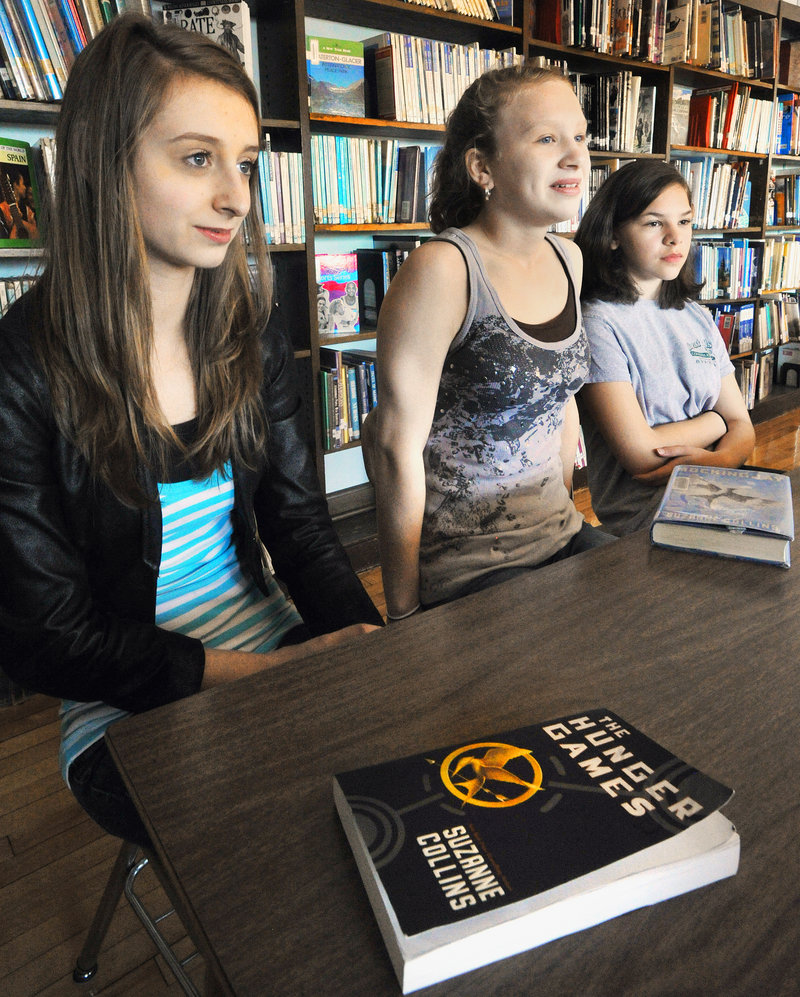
xmin=419 ymin=228 xmax=588 ymax=606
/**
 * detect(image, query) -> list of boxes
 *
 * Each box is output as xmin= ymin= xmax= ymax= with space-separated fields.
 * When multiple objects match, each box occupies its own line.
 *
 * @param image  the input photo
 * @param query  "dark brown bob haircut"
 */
xmin=574 ymin=159 xmax=703 ymax=309
xmin=428 ymin=64 xmax=571 ymax=233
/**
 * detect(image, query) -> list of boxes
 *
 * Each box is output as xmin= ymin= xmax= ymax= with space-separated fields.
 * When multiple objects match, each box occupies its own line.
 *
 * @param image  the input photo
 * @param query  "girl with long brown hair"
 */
xmin=0 ymin=14 xmax=381 ymax=848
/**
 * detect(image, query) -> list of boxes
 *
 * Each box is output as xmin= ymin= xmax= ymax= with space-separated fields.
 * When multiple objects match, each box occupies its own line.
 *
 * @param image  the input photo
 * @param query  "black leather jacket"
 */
xmin=0 ymin=295 xmax=382 ymax=715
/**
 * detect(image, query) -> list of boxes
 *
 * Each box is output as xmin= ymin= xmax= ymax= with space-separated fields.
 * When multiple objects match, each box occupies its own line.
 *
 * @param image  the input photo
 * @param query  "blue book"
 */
xmin=651 ymin=465 xmax=794 ymax=568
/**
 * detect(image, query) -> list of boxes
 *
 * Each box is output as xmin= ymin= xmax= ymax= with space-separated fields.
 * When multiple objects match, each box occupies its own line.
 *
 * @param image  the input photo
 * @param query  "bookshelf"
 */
xmin=3 ymin=0 xmax=800 ymax=505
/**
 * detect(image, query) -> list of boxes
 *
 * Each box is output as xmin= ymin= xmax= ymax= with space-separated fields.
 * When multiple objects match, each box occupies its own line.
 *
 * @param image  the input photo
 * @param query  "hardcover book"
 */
xmin=334 ymin=709 xmax=739 ymax=993
xmin=306 ymin=36 xmax=365 ymax=117
xmin=162 ymin=2 xmax=253 ymax=80
xmin=0 ymin=138 xmax=40 ymax=248
xmin=650 ymin=464 xmax=794 ymax=568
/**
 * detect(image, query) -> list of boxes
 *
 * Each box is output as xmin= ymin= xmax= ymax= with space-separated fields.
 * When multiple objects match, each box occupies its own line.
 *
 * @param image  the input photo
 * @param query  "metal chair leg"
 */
xmin=72 ymin=840 xmax=140 ymax=983
xmin=124 ymin=848 xmax=201 ymax=997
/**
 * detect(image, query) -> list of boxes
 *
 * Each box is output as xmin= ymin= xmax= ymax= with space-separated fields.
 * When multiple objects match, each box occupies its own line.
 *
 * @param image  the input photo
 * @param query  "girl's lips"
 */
xmin=551 ymin=181 xmax=582 ymax=195
xmin=662 ymin=254 xmax=683 ymax=263
xmin=197 ymin=227 xmax=233 ymax=244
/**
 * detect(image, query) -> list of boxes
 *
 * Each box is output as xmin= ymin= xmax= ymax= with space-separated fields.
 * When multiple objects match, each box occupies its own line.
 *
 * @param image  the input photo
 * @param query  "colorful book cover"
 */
xmin=335 ymin=709 xmax=737 ymax=992
xmin=0 ymin=138 xmax=40 ymax=248
xmin=306 ymin=36 xmax=365 ymax=117
xmin=162 ymin=3 xmax=253 ymax=79
xmin=316 ymin=253 xmax=359 ymax=336
xmin=651 ymin=464 xmax=794 ymax=567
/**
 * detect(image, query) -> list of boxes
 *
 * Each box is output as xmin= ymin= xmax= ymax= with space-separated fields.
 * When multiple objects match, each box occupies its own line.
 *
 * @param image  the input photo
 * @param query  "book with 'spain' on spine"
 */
xmin=334 ymin=709 xmax=739 ymax=993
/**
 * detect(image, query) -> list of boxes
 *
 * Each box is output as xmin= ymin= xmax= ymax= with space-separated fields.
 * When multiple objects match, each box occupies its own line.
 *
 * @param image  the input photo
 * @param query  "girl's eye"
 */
xmin=538 ymin=135 xmax=555 ymax=144
xmin=187 ymin=152 xmax=209 ymax=168
xmin=680 ymin=218 xmax=693 ymax=225
xmin=575 ymin=134 xmax=586 ymax=143
xmin=239 ymin=160 xmax=255 ymax=176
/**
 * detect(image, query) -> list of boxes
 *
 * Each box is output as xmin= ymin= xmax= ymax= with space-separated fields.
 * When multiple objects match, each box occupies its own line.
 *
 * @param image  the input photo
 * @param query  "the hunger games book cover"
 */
xmin=334 ymin=709 xmax=739 ymax=993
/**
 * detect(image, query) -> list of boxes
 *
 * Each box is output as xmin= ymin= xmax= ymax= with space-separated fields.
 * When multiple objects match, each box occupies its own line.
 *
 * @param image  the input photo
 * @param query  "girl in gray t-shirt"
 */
xmin=574 ymin=160 xmax=755 ymax=536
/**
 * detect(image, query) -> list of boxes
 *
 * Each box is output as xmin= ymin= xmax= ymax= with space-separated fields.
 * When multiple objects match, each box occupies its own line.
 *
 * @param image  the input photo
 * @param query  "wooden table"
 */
xmin=107 ymin=472 xmax=800 ymax=997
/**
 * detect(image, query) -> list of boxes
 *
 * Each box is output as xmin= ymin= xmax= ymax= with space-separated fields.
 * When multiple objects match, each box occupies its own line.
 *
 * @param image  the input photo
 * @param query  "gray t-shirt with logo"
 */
xmin=581 ymin=297 xmax=734 ymax=535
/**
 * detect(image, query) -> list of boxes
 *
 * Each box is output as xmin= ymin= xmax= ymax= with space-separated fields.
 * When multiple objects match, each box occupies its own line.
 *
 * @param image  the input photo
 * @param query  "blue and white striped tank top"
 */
xmin=59 ymin=457 xmax=302 ymax=784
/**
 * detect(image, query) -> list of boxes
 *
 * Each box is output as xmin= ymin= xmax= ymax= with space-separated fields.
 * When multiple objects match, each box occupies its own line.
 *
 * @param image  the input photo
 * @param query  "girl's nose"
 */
xmin=214 ymin=168 xmax=250 ymax=217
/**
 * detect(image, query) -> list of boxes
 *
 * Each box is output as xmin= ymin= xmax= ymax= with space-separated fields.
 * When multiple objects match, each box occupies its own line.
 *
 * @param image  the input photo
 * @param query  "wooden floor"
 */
xmin=2 ymin=407 xmax=799 ymax=996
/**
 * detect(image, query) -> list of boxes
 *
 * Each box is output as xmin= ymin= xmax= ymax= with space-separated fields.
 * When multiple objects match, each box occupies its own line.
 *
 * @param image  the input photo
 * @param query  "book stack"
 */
xmin=356 ymin=238 xmax=424 ymax=326
xmin=759 ymin=235 xmax=800 ymax=293
xmin=363 ymin=32 xmax=521 ymax=126
xmin=770 ymin=172 xmax=800 ymax=227
xmin=672 ymin=156 xmax=751 ymax=230
xmin=334 ymin=708 xmax=739 ymax=993
xmin=707 ymin=301 xmax=755 ymax=354
xmin=310 ymin=135 xmax=436 ymax=226
xmin=774 ymin=94 xmax=800 ymax=157
xmin=686 ymin=84 xmax=773 ymax=154
xmin=695 ymin=238 xmax=760 ymax=300
xmin=399 ymin=0 xmax=500 ymax=22
xmin=0 ymin=274 xmax=36 ymax=315
xmin=319 ymin=346 xmax=378 ymax=450
xmin=257 ymin=140 xmax=305 ymax=245
xmin=573 ymin=72 xmax=657 ymax=154
xmin=535 ymin=0 xmax=775 ymax=74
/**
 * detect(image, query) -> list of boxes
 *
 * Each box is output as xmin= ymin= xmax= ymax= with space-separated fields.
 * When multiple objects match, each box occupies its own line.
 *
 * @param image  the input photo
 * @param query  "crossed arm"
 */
xmin=579 ymin=372 xmax=755 ymax=486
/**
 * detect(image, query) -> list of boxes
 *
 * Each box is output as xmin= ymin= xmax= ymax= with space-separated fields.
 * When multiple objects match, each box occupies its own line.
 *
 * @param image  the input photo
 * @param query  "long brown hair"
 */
xmin=428 ymin=64 xmax=571 ymax=233
xmin=35 ymin=13 xmax=270 ymax=506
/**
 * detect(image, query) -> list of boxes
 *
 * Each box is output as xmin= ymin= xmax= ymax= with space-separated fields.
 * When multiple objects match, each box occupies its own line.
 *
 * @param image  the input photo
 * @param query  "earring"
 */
xmin=484 ymin=186 xmax=492 ymax=201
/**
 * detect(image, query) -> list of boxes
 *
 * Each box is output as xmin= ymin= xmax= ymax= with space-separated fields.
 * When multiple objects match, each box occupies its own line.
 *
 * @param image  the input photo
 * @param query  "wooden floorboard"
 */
xmin=0 ymin=407 xmax=796 ymax=995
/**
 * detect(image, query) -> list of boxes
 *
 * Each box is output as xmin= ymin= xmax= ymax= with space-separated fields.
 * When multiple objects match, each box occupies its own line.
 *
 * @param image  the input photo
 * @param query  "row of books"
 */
xmin=532 ymin=0 xmax=776 ymax=76
xmin=364 ymin=33 xmax=522 ymax=125
xmin=0 ymin=2 xmax=254 ymax=103
xmin=354 ymin=242 xmax=420 ymax=325
xmin=662 ymin=2 xmax=777 ymax=77
xmin=397 ymin=0 xmax=506 ymax=22
xmin=257 ymin=143 xmax=305 ymax=245
xmin=708 ymin=300 xmax=754 ymax=353
xmin=0 ymin=275 xmax=35 ymax=315
xmin=769 ymin=172 xmax=800 ymax=227
xmin=573 ymin=72 xmax=656 ymax=154
xmin=0 ymin=1 xmax=168 ymax=102
xmin=694 ymin=237 xmax=760 ymax=299
xmin=672 ymin=156 xmax=751 ymax=230
xmin=685 ymin=83 xmax=773 ymax=153
xmin=774 ymin=93 xmax=800 ymax=157
xmin=534 ymin=0 xmax=667 ymax=62
xmin=320 ymin=346 xmax=378 ymax=450
xmin=310 ymin=135 xmax=436 ymax=226
xmin=734 ymin=350 xmax=775 ymax=408
xmin=760 ymin=234 xmax=800 ymax=292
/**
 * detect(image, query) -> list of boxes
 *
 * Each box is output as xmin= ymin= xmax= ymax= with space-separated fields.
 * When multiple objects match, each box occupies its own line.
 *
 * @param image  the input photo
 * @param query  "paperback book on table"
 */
xmin=334 ymin=709 xmax=739 ymax=993
xmin=650 ymin=464 xmax=794 ymax=568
